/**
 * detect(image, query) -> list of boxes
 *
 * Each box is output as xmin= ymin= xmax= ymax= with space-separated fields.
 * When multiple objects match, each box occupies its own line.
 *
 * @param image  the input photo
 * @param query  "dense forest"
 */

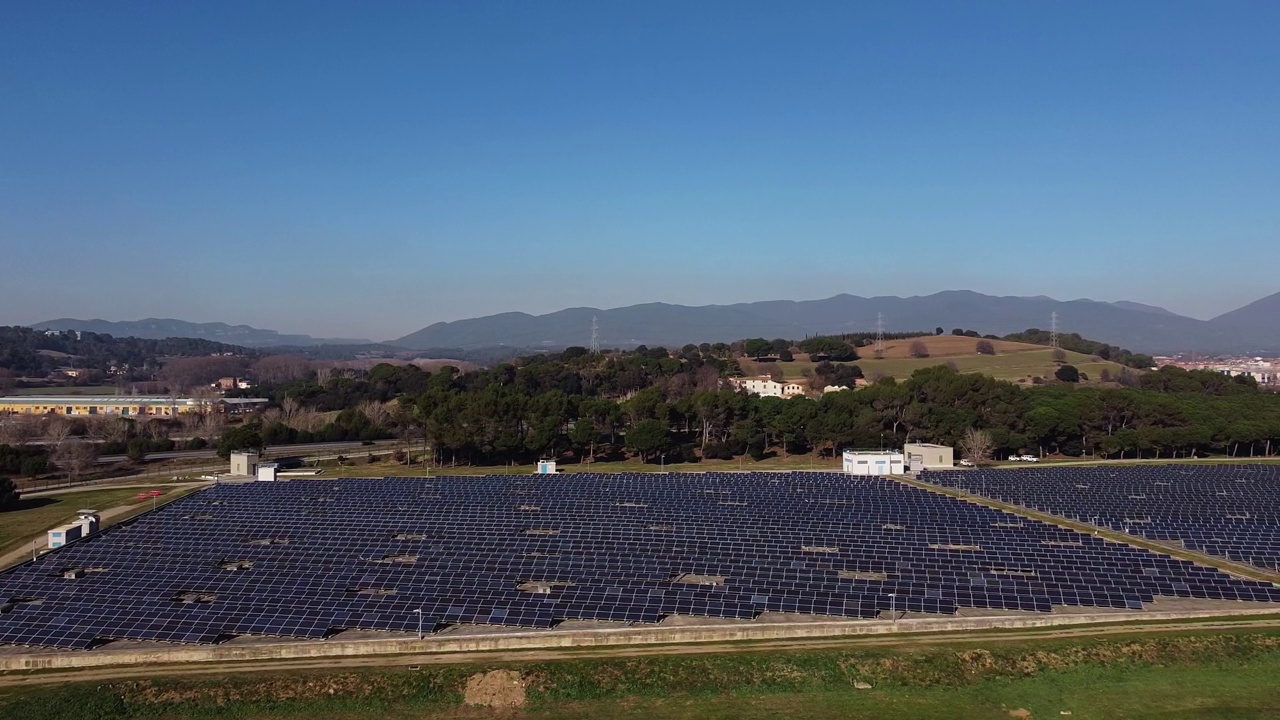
xmin=238 ymin=346 xmax=1277 ymax=466
xmin=0 ymin=326 xmax=253 ymax=380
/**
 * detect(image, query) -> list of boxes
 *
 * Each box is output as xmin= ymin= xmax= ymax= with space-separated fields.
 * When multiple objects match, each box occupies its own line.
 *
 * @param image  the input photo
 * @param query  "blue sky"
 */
xmin=2 ymin=1 xmax=1277 ymax=340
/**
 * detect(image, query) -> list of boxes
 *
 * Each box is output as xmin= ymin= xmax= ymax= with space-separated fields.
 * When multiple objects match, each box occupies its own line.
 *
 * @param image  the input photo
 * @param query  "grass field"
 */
xmin=2 ymin=631 xmax=1277 ymax=719
xmin=744 ymin=336 xmax=1131 ymax=384
xmin=0 ymin=485 xmax=198 ymax=555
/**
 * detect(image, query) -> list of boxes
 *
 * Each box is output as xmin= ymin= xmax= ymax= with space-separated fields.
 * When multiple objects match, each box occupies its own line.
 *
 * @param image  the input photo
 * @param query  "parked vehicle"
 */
xmin=959 ymin=459 xmax=975 ymax=467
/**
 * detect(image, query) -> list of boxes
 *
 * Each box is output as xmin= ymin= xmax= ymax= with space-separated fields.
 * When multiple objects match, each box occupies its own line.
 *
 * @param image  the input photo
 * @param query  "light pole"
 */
xmin=887 ymin=593 xmax=897 ymax=626
xmin=413 ymin=608 xmax=423 ymax=639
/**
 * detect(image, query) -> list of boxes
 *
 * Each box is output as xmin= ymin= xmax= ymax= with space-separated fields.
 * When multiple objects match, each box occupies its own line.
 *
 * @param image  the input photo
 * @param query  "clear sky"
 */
xmin=2 ymin=1 xmax=1277 ymax=340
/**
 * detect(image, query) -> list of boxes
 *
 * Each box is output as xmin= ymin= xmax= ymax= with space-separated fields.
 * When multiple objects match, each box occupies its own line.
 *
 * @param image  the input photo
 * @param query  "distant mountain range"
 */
xmin=31 ymin=290 xmax=1279 ymax=357
xmin=394 ymin=290 xmax=1280 ymax=355
xmin=1207 ymin=292 xmax=1280 ymax=332
xmin=31 ymin=318 xmax=370 ymax=348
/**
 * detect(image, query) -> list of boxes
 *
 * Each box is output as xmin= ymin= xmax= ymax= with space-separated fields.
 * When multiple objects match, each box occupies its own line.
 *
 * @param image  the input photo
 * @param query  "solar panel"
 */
xmin=1 ymin=470 xmax=1275 ymax=651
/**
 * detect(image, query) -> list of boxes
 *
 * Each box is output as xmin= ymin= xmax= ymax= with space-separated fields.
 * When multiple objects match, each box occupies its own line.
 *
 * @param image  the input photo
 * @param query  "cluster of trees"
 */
xmin=229 ymin=347 xmax=1280 ymax=467
xmin=1002 ymin=329 xmax=1155 ymax=370
xmin=0 ymin=476 xmax=17 ymax=510
xmin=0 ymin=444 xmax=49 ymax=478
xmin=0 ymin=326 xmax=253 ymax=380
xmin=0 ymin=411 xmax=220 ymax=481
xmin=935 ymin=327 xmax=991 ymax=338
xmin=741 ymin=333 xmax=933 ymax=363
xmin=6 ymin=332 xmax=1274 ymax=481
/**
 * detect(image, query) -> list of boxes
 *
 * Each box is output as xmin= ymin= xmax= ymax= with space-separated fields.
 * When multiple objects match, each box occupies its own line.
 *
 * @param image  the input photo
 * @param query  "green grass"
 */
xmin=518 ymin=662 xmax=1280 ymax=719
xmin=3 ymin=631 xmax=1278 ymax=720
xmin=771 ymin=348 xmax=1128 ymax=383
xmin=0 ymin=485 xmax=202 ymax=555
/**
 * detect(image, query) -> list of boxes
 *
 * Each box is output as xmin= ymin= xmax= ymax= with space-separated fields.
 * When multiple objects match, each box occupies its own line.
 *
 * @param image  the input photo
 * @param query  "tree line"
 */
xmin=228 ymin=347 xmax=1279 ymax=467
xmin=0 ymin=326 xmax=255 ymax=382
xmin=1002 ymin=329 xmax=1154 ymax=369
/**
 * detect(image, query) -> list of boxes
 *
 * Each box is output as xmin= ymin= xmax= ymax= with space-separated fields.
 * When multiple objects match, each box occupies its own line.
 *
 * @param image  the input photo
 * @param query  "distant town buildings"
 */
xmin=1156 ymin=357 xmax=1278 ymax=386
xmin=212 ymin=376 xmax=254 ymax=391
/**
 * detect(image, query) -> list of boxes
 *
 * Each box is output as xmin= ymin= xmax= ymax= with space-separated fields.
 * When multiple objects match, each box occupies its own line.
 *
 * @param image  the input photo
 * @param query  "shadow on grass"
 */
xmin=0 ymin=497 xmax=60 ymax=513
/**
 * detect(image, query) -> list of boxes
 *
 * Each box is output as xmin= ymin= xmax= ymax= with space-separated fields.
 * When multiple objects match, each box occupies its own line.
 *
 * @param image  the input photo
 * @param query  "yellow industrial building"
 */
xmin=0 ymin=395 xmax=268 ymax=417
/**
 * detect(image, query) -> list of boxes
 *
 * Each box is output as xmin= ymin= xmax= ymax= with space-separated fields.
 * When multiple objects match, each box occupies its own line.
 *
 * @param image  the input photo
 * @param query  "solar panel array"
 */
xmin=921 ymin=464 xmax=1280 ymax=571
xmin=1 ymin=472 xmax=1276 ymax=650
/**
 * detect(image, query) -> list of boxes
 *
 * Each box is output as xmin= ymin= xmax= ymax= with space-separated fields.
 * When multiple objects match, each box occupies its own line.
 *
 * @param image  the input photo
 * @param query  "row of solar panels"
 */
xmin=3 ymin=472 xmax=1276 ymax=651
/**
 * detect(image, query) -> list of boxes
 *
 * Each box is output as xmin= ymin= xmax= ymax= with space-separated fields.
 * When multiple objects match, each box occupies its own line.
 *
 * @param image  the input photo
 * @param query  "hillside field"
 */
xmin=744 ymin=336 xmax=1131 ymax=385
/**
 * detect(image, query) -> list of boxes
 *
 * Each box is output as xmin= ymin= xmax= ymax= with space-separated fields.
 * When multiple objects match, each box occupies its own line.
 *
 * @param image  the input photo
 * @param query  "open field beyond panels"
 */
xmin=0 ymin=489 xmax=151 ymax=553
xmin=742 ymin=336 xmax=1131 ymax=383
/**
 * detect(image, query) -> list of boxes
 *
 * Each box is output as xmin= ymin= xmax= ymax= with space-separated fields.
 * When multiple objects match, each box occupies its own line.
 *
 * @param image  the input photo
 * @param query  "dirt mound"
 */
xmin=463 ymin=670 xmax=526 ymax=709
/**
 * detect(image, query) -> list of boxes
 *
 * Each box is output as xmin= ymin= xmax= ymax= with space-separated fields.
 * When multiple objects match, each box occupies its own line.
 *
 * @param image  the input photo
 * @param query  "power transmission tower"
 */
xmin=875 ymin=313 xmax=886 ymax=359
xmin=1050 ymin=312 xmax=1059 ymax=349
xmin=589 ymin=315 xmax=599 ymax=354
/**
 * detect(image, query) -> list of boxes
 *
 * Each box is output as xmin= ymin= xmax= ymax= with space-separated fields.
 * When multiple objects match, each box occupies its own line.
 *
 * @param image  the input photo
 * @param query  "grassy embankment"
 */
xmin=2 ymin=631 xmax=1277 ymax=719
xmin=741 ymin=335 xmax=1131 ymax=384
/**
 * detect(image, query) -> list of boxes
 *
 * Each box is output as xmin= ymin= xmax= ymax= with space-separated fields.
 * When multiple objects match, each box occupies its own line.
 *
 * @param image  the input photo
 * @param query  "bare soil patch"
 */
xmin=463 ymin=669 xmax=526 ymax=709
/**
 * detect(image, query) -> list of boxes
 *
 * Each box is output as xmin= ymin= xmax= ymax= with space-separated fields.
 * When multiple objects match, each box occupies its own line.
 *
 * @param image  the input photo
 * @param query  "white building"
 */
xmin=730 ymin=378 xmax=807 ymax=398
xmin=842 ymin=450 xmax=905 ymax=476
xmin=47 ymin=510 xmax=99 ymax=550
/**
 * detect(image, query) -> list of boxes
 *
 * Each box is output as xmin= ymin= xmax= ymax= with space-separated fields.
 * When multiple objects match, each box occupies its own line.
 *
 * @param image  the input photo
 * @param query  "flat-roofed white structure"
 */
xmin=842 ymin=450 xmax=905 ymax=476
xmin=729 ymin=378 xmax=807 ymax=398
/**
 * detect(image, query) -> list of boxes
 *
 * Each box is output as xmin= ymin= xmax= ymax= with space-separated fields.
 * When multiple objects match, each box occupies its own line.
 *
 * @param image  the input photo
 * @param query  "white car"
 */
xmin=1008 ymin=455 xmax=1022 ymax=462
xmin=958 ymin=459 xmax=975 ymax=467
xmin=1019 ymin=455 xmax=1040 ymax=462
